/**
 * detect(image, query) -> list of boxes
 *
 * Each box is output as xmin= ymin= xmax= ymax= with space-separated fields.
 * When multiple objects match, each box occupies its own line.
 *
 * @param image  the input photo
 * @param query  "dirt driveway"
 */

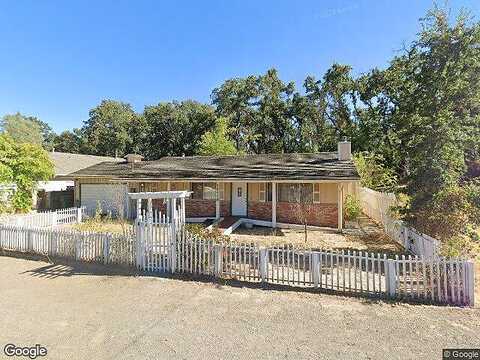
xmin=0 ymin=256 xmax=479 ymax=360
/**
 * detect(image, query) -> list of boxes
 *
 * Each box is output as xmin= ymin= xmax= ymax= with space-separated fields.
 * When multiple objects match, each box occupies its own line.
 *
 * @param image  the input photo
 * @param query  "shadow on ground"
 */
xmin=2 ymin=250 xmax=444 ymax=308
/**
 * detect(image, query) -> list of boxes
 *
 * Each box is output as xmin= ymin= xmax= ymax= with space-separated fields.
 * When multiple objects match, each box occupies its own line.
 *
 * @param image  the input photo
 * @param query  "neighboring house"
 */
xmin=69 ymin=142 xmax=360 ymax=231
xmin=36 ymin=152 xmax=121 ymax=210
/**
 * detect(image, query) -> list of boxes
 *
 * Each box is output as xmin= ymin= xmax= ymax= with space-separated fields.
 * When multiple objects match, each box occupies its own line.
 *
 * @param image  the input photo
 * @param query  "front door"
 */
xmin=231 ymin=182 xmax=247 ymax=216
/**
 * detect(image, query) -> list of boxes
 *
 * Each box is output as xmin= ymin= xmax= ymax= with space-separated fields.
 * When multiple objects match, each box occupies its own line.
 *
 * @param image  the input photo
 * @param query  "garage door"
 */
xmin=80 ymin=184 xmax=127 ymax=217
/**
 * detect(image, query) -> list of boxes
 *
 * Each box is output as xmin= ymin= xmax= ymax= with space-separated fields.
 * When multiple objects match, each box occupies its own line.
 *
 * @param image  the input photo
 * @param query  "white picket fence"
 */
xmin=359 ymin=187 xmax=441 ymax=258
xmin=0 ymin=220 xmax=475 ymax=307
xmin=131 ymin=220 xmax=474 ymax=307
xmin=0 ymin=207 xmax=84 ymax=228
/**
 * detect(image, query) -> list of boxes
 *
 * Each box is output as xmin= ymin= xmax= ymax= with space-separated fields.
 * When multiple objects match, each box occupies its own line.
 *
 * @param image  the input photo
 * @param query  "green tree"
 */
xmin=31 ymin=118 xmax=56 ymax=150
xmin=0 ymin=134 xmax=54 ymax=212
xmin=212 ymin=69 xmax=297 ymax=154
xmin=385 ymin=8 xmax=480 ymax=220
xmin=82 ymin=100 xmax=136 ymax=157
xmin=198 ymin=117 xmax=238 ymax=156
xmin=53 ymin=129 xmax=83 ymax=153
xmin=353 ymin=152 xmax=398 ymax=192
xmin=1 ymin=113 xmax=44 ymax=145
xmin=143 ymin=100 xmax=215 ymax=159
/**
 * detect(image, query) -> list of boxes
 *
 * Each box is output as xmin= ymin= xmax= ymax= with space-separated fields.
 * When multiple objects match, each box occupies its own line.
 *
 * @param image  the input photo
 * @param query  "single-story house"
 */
xmin=36 ymin=152 xmax=121 ymax=210
xmin=68 ymin=142 xmax=360 ymax=231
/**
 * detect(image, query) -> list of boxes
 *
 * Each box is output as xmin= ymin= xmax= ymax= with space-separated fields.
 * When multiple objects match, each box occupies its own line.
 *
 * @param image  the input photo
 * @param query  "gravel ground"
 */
xmin=0 ymin=255 xmax=479 ymax=360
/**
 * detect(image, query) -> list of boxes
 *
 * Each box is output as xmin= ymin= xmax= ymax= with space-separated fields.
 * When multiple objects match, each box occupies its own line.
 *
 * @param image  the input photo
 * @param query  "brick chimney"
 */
xmin=338 ymin=140 xmax=351 ymax=161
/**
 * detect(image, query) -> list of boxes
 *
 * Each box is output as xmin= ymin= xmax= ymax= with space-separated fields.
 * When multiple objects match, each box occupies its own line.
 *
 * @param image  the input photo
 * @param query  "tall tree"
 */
xmin=53 ymin=129 xmax=84 ymax=153
xmin=143 ymin=100 xmax=215 ymax=159
xmin=198 ymin=117 xmax=238 ymax=156
xmin=212 ymin=69 xmax=297 ymax=153
xmin=0 ymin=113 xmax=44 ymax=145
xmin=82 ymin=100 xmax=136 ymax=157
xmin=386 ymin=8 xmax=480 ymax=217
xmin=0 ymin=134 xmax=54 ymax=212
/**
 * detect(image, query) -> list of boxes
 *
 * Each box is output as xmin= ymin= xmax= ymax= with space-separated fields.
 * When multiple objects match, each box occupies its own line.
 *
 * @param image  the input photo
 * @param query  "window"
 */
xmin=259 ymin=182 xmax=272 ymax=202
xmin=277 ymin=183 xmax=313 ymax=203
xmin=237 ymin=187 xmax=242 ymax=197
xmin=191 ymin=183 xmax=203 ymax=199
xmin=259 ymin=183 xmax=266 ymax=202
xmin=218 ymin=183 xmax=225 ymax=201
xmin=203 ymin=182 xmax=217 ymax=200
xmin=313 ymin=183 xmax=320 ymax=203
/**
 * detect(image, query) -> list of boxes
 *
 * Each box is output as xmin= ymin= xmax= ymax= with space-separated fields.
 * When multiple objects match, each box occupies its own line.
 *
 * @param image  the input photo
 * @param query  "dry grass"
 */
xmin=67 ymin=219 xmax=134 ymax=234
xmin=229 ymin=215 xmax=406 ymax=255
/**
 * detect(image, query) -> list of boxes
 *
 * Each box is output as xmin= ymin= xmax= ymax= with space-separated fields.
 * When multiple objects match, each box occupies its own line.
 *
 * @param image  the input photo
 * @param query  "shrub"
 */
xmin=185 ymin=224 xmax=230 ymax=243
xmin=353 ymin=152 xmax=398 ymax=192
xmin=344 ymin=195 xmax=361 ymax=221
xmin=413 ymin=181 xmax=480 ymax=259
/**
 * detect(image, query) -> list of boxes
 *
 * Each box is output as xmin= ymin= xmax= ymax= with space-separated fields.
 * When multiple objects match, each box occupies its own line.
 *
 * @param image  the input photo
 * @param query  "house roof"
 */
xmin=69 ymin=152 xmax=360 ymax=181
xmin=49 ymin=152 xmax=121 ymax=177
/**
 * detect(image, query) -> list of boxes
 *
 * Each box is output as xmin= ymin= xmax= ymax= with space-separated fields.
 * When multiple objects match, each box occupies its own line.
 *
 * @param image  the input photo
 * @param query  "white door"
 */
xmin=80 ymin=184 xmax=127 ymax=217
xmin=231 ymin=182 xmax=247 ymax=216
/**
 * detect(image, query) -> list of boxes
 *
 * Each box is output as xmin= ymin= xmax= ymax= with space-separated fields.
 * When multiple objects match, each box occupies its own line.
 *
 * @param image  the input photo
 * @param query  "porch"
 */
xmin=125 ymin=180 xmax=357 ymax=231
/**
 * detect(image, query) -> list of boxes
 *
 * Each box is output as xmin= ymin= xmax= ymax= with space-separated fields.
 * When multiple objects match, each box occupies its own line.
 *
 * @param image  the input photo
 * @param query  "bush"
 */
xmin=353 ymin=152 xmax=398 ymax=192
xmin=413 ymin=182 xmax=480 ymax=259
xmin=185 ymin=224 xmax=230 ymax=243
xmin=344 ymin=195 xmax=361 ymax=221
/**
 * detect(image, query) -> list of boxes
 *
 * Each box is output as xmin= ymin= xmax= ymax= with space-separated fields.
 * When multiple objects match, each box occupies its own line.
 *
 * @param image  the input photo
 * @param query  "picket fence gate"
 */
xmin=0 ymin=221 xmax=475 ymax=307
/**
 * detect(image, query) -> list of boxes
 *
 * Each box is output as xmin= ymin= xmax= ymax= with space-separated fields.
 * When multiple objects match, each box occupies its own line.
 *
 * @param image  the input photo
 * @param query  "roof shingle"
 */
xmin=69 ymin=152 xmax=360 ymax=181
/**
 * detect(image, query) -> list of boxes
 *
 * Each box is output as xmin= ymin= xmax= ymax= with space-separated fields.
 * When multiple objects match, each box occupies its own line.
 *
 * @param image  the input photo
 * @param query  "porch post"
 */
xmin=166 ymin=182 xmax=171 ymax=219
xmin=272 ymin=182 xmax=277 ymax=227
xmin=337 ymin=183 xmax=344 ymax=232
xmin=136 ymin=198 xmax=142 ymax=222
xmin=147 ymin=198 xmax=153 ymax=224
xmin=215 ymin=182 xmax=220 ymax=219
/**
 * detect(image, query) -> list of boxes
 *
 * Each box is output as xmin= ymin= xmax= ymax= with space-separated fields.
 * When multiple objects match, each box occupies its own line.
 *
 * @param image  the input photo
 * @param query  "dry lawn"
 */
xmin=229 ymin=215 xmax=406 ymax=255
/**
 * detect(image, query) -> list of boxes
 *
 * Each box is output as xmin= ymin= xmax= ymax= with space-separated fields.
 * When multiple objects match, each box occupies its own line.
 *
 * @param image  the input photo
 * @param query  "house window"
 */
xmin=237 ymin=187 xmax=242 ymax=197
xmin=313 ymin=183 xmax=320 ymax=203
xmin=259 ymin=183 xmax=266 ymax=202
xmin=218 ymin=183 xmax=225 ymax=201
xmin=203 ymin=182 xmax=217 ymax=200
xmin=278 ymin=183 xmax=313 ymax=203
xmin=191 ymin=183 xmax=203 ymax=199
xmin=258 ymin=182 xmax=273 ymax=202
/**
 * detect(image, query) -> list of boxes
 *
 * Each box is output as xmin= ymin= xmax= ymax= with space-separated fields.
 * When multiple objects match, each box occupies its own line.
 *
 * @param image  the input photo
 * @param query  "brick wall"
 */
xmin=138 ymin=199 xmax=231 ymax=218
xmin=248 ymin=201 xmax=272 ymax=221
xmin=248 ymin=201 xmax=338 ymax=228
xmin=184 ymin=199 xmax=231 ymax=218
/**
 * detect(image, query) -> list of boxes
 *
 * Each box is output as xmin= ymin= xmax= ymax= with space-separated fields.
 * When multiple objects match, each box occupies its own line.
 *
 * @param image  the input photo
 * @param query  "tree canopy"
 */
xmin=0 ymin=134 xmax=54 ymax=212
xmin=198 ymin=117 xmax=238 ymax=156
xmin=1 ymin=113 xmax=44 ymax=146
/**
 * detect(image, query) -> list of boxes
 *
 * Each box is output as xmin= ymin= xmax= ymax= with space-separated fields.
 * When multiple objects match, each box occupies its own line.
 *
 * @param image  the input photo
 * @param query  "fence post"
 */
xmin=259 ymin=248 xmax=268 ymax=282
xmin=27 ymin=229 xmax=33 ymax=252
xmin=385 ymin=259 xmax=397 ymax=298
xmin=402 ymin=226 xmax=409 ymax=251
xmin=77 ymin=207 xmax=83 ymax=224
xmin=135 ymin=223 xmax=144 ymax=270
xmin=51 ymin=211 xmax=58 ymax=227
xmin=466 ymin=261 xmax=475 ymax=307
xmin=75 ymin=235 xmax=81 ymax=261
xmin=312 ymin=253 xmax=320 ymax=288
xmin=103 ymin=236 xmax=110 ymax=265
xmin=170 ymin=224 xmax=177 ymax=273
xmin=213 ymin=244 xmax=222 ymax=277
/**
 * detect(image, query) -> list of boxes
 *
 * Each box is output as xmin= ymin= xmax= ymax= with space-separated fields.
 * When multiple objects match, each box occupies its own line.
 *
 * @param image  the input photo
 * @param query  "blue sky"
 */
xmin=0 ymin=0 xmax=479 ymax=133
